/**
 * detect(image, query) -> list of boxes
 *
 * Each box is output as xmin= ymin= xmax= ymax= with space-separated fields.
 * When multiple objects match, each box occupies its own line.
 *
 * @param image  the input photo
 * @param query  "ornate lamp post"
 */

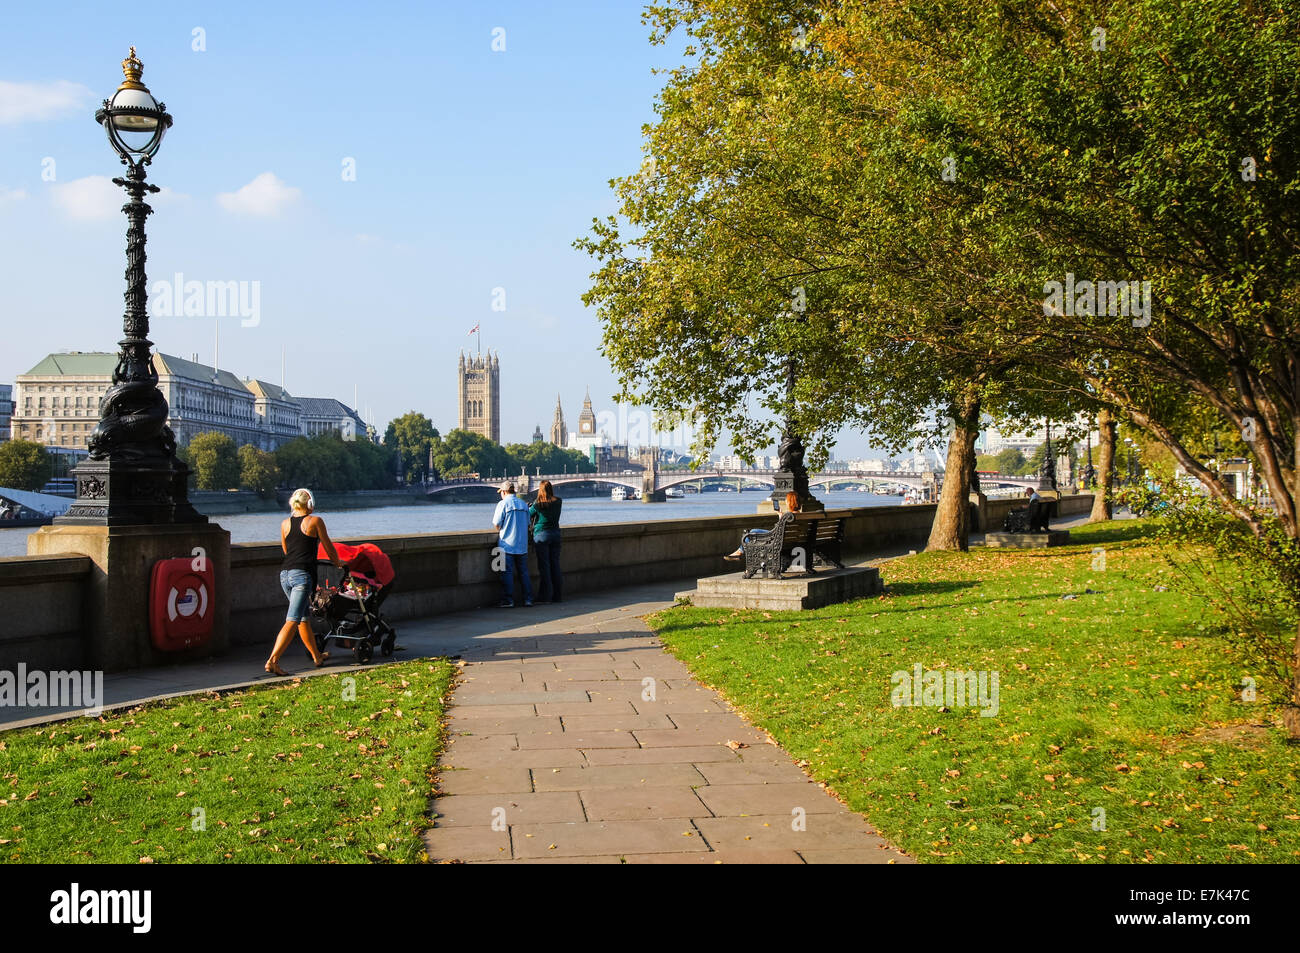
xmin=59 ymin=49 xmax=203 ymax=525
xmin=769 ymin=356 xmax=821 ymax=513
xmin=1038 ymin=419 xmax=1058 ymax=491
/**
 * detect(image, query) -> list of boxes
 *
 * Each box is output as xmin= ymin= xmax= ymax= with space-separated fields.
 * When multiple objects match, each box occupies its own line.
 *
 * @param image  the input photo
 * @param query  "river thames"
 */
xmin=0 ymin=489 xmax=907 ymax=557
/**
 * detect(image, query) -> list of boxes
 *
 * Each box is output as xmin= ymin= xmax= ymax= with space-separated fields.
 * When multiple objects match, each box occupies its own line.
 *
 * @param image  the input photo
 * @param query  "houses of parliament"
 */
xmin=457 ymin=350 xmax=597 ymax=452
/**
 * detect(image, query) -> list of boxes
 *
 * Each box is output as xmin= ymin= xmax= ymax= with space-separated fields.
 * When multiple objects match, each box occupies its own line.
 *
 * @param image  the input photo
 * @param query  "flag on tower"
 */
xmin=467 ymin=323 xmax=480 ymax=336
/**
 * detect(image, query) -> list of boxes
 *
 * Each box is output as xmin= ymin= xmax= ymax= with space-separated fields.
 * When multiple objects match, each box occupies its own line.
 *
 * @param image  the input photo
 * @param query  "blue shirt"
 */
xmin=493 ymin=494 xmax=530 ymax=555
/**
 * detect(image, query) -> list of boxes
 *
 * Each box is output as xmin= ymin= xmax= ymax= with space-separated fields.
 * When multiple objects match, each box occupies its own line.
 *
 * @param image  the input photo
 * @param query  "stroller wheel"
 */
xmin=356 ymin=640 xmax=373 ymax=664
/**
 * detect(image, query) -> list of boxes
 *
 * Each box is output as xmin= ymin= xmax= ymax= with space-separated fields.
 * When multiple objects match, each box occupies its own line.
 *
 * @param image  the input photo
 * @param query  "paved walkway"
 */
xmin=424 ymin=600 xmax=912 ymax=864
xmin=6 ymin=515 xmax=1101 ymax=860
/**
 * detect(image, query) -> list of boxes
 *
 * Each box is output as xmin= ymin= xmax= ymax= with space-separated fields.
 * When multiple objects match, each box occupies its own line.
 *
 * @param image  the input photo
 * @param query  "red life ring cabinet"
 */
xmin=149 ymin=556 xmax=215 ymax=651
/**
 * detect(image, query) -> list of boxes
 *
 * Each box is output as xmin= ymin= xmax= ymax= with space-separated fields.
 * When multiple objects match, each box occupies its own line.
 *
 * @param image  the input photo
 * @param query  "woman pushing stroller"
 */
xmin=265 ymin=488 xmax=347 ymax=676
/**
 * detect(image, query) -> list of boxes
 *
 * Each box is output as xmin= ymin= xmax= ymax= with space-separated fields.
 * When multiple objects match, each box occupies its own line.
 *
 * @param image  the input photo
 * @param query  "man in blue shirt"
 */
xmin=492 ymin=481 xmax=533 ymax=607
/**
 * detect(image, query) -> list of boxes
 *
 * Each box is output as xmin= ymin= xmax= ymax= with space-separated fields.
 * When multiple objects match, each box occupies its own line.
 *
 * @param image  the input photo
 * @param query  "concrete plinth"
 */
xmin=676 ymin=566 xmax=881 ymax=611
xmin=983 ymin=530 xmax=1071 ymax=549
xmin=27 ymin=522 xmax=231 ymax=671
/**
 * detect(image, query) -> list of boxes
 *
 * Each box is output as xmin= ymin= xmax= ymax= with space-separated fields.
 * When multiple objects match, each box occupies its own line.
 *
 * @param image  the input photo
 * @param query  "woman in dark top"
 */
xmin=529 ymin=481 xmax=563 ymax=603
xmin=265 ymin=488 xmax=346 ymax=675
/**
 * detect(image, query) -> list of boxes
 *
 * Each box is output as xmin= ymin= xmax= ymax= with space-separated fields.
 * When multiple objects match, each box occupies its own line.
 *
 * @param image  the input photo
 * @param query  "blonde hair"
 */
xmin=290 ymin=488 xmax=314 ymax=513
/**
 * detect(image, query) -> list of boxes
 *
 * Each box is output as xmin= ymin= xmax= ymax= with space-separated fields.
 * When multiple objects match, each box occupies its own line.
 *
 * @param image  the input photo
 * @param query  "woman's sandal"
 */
xmin=313 ymin=652 xmax=330 ymax=668
xmin=264 ymin=661 xmax=288 ymax=676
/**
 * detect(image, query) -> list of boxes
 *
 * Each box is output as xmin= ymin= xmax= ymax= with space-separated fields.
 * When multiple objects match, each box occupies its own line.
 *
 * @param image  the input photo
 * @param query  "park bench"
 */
xmin=742 ymin=512 xmax=847 ymax=579
xmin=1003 ymin=489 xmax=1060 ymax=533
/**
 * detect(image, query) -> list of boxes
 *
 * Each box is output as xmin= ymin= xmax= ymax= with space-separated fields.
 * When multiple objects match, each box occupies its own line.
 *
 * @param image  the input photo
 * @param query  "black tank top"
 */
xmin=281 ymin=515 xmax=318 ymax=585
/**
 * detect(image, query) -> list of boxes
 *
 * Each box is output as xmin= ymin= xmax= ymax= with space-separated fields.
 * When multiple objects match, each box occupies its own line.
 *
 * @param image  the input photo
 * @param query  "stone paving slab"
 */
xmin=446 ymin=703 xmax=539 ymax=721
xmin=693 ymin=759 xmax=814 ymax=786
xmin=534 ymin=700 xmax=638 ymax=717
xmin=516 ymin=730 xmax=640 ymax=750
xmin=449 ymin=715 xmax=563 ymax=736
xmin=533 ymin=763 xmax=708 ymax=792
xmin=431 ymin=792 xmax=585 ymax=828
xmin=580 ymin=745 xmax=743 ymax=766
xmin=436 ymin=766 xmax=533 ymax=796
xmin=632 ymin=725 xmax=771 ymax=748
xmin=578 ymin=786 xmax=710 ymax=821
xmin=423 ymin=590 xmax=912 ymax=864
xmin=442 ymin=747 xmax=588 ymax=770
xmin=422 ymin=825 xmax=512 ymax=862
xmin=559 ymin=712 xmax=675 ymax=732
xmin=443 ymin=733 xmax=519 ymax=754
xmin=693 ymin=782 xmax=847 ymax=817
xmin=453 ymin=689 xmax=591 ymax=706
xmin=510 ymin=820 xmax=710 ymax=859
xmin=692 ymin=814 xmax=904 ymax=856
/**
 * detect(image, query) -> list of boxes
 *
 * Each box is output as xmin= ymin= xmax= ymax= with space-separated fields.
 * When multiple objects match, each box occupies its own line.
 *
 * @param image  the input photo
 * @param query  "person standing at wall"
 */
xmin=493 ymin=481 xmax=533 ymax=607
xmin=529 ymin=480 xmax=563 ymax=603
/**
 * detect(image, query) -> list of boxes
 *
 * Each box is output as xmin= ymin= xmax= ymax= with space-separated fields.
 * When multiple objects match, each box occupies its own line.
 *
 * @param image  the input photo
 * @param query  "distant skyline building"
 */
xmin=12 ymin=351 xmax=366 ymax=451
xmin=550 ymin=394 xmax=568 ymax=447
xmin=531 ymin=424 xmax=543 ymax=443
xmin=458 ymin=350 xmax=500 ymax=444
xmin=568 ymin=387 xmax=605 ymax=457
xmin=0 ymin=384 xmax=11 ymax=442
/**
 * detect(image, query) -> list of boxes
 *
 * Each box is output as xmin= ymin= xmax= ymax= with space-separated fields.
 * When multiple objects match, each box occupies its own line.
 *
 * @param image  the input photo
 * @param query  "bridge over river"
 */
xmin=426 ymin=469 xmax=1041 ymax=500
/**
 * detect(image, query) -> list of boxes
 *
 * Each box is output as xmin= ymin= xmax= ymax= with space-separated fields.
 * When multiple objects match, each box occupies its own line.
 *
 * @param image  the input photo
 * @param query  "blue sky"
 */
xmin=0 ymin=1 xmax=886 ymax=459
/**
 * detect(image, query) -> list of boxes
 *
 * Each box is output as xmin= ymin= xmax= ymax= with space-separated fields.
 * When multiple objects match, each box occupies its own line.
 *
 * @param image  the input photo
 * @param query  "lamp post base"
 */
xmin=57 ymin=458 xmax=206 ymax=526
xmin=767 ymin=471 xmax=824 ymax=513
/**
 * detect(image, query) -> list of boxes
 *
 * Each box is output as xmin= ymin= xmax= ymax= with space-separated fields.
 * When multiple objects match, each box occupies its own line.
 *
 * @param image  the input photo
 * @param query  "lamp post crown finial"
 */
xmin=119 ymin=47 xmax=148 ymax=92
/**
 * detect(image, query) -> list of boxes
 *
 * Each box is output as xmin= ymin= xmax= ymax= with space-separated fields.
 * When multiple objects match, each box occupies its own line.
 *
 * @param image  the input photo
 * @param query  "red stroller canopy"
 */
xmin=318 ymin=541 xmax=395 ymax=587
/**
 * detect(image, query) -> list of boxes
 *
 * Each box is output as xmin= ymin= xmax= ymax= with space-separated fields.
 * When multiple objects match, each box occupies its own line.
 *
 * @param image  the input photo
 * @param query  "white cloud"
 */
xmin=216 ymin=172 xmax=301 ymax=217
xmin=355 ymin=233 xmax=380 ymax=243
xmin=49 ymin=175 xmax=120 ymax=221
xmin=0 ymin=187 xmax=27 ymax=206
xmin=0 ymin=80 xmax=96 ymax=124
xmin=49 ymin=175 xmax=186 ymax=221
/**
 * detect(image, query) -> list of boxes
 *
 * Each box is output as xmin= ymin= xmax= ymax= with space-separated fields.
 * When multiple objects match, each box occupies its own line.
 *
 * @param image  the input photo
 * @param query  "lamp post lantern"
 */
xmin=59 ymin=48 xmax=203 ymax=525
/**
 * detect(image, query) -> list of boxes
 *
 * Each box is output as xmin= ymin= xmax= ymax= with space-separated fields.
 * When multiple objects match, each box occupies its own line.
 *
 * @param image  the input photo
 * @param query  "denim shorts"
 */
xmin=280 ymin=569 xmax=314 ymax=622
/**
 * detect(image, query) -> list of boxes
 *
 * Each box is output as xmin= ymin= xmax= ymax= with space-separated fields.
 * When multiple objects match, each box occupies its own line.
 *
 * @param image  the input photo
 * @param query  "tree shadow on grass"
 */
xmin=1062 ymin=522 xmax=1158 ymax=546
xmin=877 ymin=585 xmax=1077 ymax=614
xmin=882 ymin=580 xmax=979 ymax=599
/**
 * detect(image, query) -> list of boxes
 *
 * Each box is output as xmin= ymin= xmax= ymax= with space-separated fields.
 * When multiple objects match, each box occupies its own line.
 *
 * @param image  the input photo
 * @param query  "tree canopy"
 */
xmin=0 ymin=440 xmax=53 ymax=492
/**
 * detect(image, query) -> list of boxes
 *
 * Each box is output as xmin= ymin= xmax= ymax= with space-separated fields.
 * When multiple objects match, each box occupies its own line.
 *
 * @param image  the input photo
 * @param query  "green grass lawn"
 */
xmin=652 ymin=521 xmax=1299 ymax=863
xmin=0 ymin=659 xmax=455 ymax=863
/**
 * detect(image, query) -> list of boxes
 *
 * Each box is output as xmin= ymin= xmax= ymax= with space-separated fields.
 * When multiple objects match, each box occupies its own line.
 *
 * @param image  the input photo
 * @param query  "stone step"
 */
xmin=675 ymin=567 xmax=881 ymax=611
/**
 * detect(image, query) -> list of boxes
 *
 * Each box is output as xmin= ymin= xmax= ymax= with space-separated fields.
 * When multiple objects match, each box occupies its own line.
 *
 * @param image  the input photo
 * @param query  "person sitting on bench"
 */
xmin=724 ymin=492 xmax=801 ymax=560
xmin=1025 ymin=487 xmax=1050 ymax=532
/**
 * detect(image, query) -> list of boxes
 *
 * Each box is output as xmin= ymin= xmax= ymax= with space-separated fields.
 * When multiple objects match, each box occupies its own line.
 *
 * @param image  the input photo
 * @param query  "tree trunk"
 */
xmin=1090 ymin=407 xmax=1116 ymax=522
xmin=927 ymin=390 xmax=981 ymax=551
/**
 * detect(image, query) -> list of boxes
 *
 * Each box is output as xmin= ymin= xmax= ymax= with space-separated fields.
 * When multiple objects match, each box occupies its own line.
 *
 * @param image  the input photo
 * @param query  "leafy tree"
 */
xmin=585 ymin=0 xmax=1300 ymax=732
xmin=384 ymin=412 xmax=439 ymax=483
xmin=187 ymin=432 xmax=240 ymax=491
xmin=505 ymin=442 xmax=596 ymax=476
xmin=432 ymin=429 xmax=512 ymax=479
xmin=0 ymin=440 xmax=53 ymax=491
xmin=274 ymin=433 xmax=394 ymax=491
xmin=995 ymin=448 xmax=1027 ymax=476
xmin=238 ymin=445 xmax=281 ymax=497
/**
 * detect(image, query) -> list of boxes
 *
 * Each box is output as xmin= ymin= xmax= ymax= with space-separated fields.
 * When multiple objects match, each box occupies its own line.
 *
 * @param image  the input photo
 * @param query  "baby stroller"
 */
xmin=309 ymin=541 xmax=398 ymax=664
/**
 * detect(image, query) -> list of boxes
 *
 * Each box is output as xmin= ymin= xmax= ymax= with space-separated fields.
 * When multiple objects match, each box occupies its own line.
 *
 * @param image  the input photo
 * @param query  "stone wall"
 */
xmin=0 ymin=554 xmax=92 ymax=671
xmin=1 ymin=496 xmax=1094 ymax=665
